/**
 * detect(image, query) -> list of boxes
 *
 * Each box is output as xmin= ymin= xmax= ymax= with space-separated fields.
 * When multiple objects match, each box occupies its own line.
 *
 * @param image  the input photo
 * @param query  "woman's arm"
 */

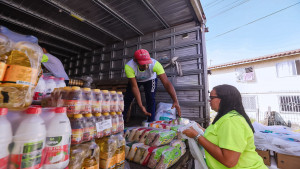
xmin=183 ymin=127 xmax=240 ymax=168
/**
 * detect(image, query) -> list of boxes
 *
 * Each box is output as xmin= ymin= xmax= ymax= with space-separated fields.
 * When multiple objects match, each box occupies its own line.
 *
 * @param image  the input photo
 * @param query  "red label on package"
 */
xmin=0 ymin=156 xmax=8 ymax=169
xmin=44 ymin=144 xmax=69 ymax=164
xmin=71 ymin=128 xmax=83 ymax=144
xmin=66 ymin=100 xmax=81 ymax=114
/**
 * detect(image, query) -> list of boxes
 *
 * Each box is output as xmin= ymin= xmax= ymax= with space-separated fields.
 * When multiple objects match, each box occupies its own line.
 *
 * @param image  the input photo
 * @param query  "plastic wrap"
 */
xmin=133 ymin=144 xmax=150 ymax=163
xmin=155 ymin=147 xmax=182 ymax=169
xmin=139 ymin=146 xmax=156 ymax=166
xmin=0 ymin=41 xmax=43 ymax=109
xmin=126 ymin=143 xmax=144 ymax=161
xmin=150 ymin=130 xmax=177 ymax=147
xmin=179 ymin=121 xmax=208 ymax=169
xmin=155 ymin=102 xmax=176 ymax=121
xmin=147 ymin=145 xmax=171 ymax=169
xmin=68 ymin=141 xmax=100 ymax=169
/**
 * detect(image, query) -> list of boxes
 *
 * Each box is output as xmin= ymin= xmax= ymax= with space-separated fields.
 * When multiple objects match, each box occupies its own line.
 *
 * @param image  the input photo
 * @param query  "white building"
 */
xmin=208 ymin=49 xmax=300 ymax=129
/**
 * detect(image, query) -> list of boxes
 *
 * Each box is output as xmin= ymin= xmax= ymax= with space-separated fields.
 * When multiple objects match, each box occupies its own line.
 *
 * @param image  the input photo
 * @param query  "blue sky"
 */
xmin=202 ymin=0 xmax=300 ymax=66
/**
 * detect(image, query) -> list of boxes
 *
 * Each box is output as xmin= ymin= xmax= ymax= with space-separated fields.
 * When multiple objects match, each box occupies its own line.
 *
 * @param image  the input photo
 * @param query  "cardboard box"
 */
xmin=255 ymin=149 xmax=271 ymax=166
xmin=275 ymin=153 xmax=300 ymax=169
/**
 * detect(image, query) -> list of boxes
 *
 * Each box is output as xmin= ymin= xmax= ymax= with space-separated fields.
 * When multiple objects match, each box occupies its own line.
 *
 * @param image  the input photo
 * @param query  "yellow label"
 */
xmin=0 ymin=62 xmax=7 ymax=81
xmin=3 ymin=64 xmax=37 ymax=86
xmin=82 ymin=164 xmax=99 ymax=169
xmin=100 ymin=156 xmax=116 ymax=169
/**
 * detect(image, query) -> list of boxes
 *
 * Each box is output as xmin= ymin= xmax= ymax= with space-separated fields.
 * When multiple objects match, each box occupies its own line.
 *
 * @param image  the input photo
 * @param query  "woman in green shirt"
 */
xmin=183 ymin=84 xmax=267 ymax=169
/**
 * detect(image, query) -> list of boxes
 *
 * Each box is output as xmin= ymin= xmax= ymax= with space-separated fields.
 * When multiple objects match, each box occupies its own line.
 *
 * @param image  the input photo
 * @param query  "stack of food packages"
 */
xmin=0 ymin=33 xmax=43 ymax=109
xmin=49 ymin=87 xmax=127 ymax=169
xmin=124 ymin=118 xmax=190 ymax=169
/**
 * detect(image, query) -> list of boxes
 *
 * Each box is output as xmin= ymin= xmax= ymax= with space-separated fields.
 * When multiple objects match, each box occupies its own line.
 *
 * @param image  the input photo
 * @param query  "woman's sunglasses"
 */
xmin=209 ymin=96 xmax=219 ymax=100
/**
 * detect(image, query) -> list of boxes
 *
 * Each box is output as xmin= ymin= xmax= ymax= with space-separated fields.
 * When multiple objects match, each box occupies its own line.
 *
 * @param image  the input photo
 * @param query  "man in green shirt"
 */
xmin=123 ymin=49 xmax=181 ymax=122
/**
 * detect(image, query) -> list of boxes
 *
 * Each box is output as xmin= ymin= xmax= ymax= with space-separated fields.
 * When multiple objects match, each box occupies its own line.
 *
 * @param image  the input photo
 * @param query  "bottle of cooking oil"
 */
xmin=0 ymin=41 xmax=43 ymax=109
xmin=81 ymin=148 xmax=99 ymax=169
xmin=115 ymin=134 xmax=126 ymax=169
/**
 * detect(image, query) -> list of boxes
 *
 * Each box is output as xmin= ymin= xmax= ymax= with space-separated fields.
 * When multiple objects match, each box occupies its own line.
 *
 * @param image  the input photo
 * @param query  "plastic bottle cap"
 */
xmin=93 ymin=89 xmax=100 ymax=92
xmin=72 ymin=86 xmax=81 ymax=90
xmin=110 ymin=112 xmax=116 ymax=115
xmin=0 ymin=108 xmax=8 ymax=115
xmin=103 ymin=112 xmax=109 ymax=116
xmin=116 ymin=112 xmax=122 ymax=115
xmin=117 ymin=91 xmax=122 ymax=94
xmin=83 ymin=88 xmax=91 ymax=91
xmin=102 ymin=90 xmax=108 ymax=93
xmin=74 ymin=114 xmax=83 ymax=118
xmin=110 ymin=91 xmax=116 ymax=94
xmin=59 ymin=77 xmax=65 ymax=80
xmin=85 ymin=113 xmax=93 ymax=117
xmin=26 ymin=107 xmax=42 ymax=114
xmin=94 ymin=113 xmax=101 ymax=117
xmin=49 ymin=76 xmax=55 ymax=79
xmin=63 ymin=87 xmax=71 ymax=90
xmin=55 ymin=107 xmax=66 ymax=113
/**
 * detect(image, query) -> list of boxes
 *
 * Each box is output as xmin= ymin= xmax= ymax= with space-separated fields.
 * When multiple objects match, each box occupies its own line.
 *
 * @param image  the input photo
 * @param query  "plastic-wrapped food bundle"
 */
xmin=68 ymin=141 xmax=100 ymax=169
xmin=150 ymin=130 xmax=177 ymax=147
xmin=139 ymin=146 xmax=156 ymax=166
xmin=115 ymin=134 xmax=126 ymax=169
xmin=0 ymin=41 xmax=43 ymax=109
xmin=147 ymin=145 xmax=171 ymax=169
xmin=155 ymin=147 xmax=182 ymax=169
xmin=170 ymin=139 xmax=186 ymax=155
xmin=133 ymin=127 xmax=148 ymax=142
xmin=145 ymin=129 xmax=162 ymax=145
xmin=117 ymin=112 xmax=124 ymax=133
xmin=126 ymin=143 xmax=144 ymax=161
xmin=133 ymin=144 xmax=150 ymax=163
xmin=97 ymin=135 xmax=118 ymax=169
xmin=70 ymin=114 xmax=84 ymax=145
xmin=102 ymin=112 xmax=112 ymax=137
xmin=139 ymin=128 xmax=155 ymax=143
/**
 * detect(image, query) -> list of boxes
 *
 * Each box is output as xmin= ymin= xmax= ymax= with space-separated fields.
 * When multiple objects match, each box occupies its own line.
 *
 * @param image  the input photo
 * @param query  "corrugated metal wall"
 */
xmin=64 ymin=22 xmax=209 ymax=126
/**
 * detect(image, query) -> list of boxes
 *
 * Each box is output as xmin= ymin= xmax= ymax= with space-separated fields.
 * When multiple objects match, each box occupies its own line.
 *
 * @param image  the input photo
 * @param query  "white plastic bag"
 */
xmin=179 ymin=121 xmax=208 ymax=169
xmin=155 ymin=102 xmax=176 ymax=121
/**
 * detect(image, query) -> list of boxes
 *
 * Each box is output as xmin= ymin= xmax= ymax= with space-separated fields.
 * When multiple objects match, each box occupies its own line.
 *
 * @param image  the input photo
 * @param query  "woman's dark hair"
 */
xmin=212 ymin=84 xmax=255 ymax=133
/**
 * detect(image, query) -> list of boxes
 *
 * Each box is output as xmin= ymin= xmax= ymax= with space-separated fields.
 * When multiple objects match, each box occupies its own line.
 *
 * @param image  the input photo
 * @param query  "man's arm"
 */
xmin=158 ymin=73 xmax=181 ymax=117
xmin=128 ymin=78 xmax=151 ymax=116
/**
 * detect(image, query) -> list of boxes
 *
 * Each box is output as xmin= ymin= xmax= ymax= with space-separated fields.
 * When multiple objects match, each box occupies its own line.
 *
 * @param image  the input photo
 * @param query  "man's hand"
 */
xmin=140 ymin=106 xmax=151 ymax=116
xmin=171 ymin=101 xmax=181 ymax=117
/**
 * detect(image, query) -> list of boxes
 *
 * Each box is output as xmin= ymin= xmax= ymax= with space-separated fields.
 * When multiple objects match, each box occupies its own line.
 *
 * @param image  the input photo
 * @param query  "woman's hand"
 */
xmin=140 ymin=106 xmax=151 ymax=116
xmin=182 ymin=127 xmax=199 ymax=138
xmin=172 ymin=101 xmax=181 ymax=117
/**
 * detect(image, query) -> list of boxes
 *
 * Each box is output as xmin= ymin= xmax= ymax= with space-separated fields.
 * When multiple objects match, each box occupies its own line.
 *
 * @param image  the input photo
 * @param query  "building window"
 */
xmin=276 ymin=60 xmax=300 ymax=77
xmin=235 ymin=66 xmax=255 ymax=82
xmin=279 ymin=95 xmax=300 ymax=113
xmin=242 ymin=95 xmax=257 ymax=111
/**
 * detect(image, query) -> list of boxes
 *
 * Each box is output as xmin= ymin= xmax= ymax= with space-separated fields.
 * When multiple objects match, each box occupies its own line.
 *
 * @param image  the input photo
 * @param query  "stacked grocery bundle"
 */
xmin=1 ymin=107 xmax=72 ymax=169
xmin=0 ymin=33 xmax=43 ymax=109
xmin=124 ymin=118 xmax=190 ymax=169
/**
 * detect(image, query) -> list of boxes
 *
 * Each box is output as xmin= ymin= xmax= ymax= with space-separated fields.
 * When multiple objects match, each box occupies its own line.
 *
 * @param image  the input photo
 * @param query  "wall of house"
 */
xmin=208 ymin=54 xmax=300 ymax=128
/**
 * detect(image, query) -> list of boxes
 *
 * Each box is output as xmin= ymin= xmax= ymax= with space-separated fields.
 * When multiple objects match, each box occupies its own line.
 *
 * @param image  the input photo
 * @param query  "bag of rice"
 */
xmin=170 ymin=139 xmax=186 ymax=155
xmin=140 ymin=146 xmax=157 ymax=166
xmin=139 ymin=128 xmax=154 ymax=143
xmin=133 ymin=144 xmax=150 ymax=163
xmin=144 ymin=129 xmax=161 ymax=145
xmin=147 ymin=145 xmax=171 ymax=169
xmin=150 ymin=130 xmax=177 ymax=147
xmin=126 ymin=143 xmax=144 ymax=161
xmin=133 ymin=127 xmax=148 ymax=142
xmin=155 ymin=147 xmax=182 ymax=169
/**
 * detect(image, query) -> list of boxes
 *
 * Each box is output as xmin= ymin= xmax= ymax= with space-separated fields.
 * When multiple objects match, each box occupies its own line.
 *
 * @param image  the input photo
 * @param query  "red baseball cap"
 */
xmin=134 ymin=49 xmax=153 ymax=65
